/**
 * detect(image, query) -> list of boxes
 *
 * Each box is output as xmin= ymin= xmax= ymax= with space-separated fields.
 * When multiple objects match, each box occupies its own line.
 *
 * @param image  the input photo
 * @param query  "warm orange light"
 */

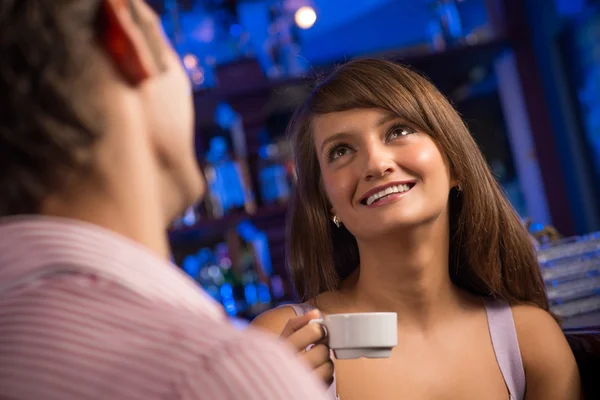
xmin=294 ymin=6 xmax=316 ymax=29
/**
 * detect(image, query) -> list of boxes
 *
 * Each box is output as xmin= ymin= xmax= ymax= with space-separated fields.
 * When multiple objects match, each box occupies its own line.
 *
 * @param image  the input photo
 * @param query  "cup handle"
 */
xmin=308 ymin=318 xmax=328 ymax=339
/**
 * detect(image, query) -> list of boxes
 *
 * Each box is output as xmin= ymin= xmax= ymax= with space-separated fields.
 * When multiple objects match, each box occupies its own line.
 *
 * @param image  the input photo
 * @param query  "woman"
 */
xmin=252 ymin=59 xmax=580 ymax=399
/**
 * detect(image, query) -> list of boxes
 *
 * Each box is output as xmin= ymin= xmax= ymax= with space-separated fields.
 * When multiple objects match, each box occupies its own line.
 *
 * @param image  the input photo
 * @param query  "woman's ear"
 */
xmin=449 ymin=172 xmax=460 ymax=191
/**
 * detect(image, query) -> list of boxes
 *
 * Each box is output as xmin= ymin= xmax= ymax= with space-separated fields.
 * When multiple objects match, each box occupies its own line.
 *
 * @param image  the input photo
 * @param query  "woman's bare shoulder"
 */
xmin=511 ymin=305 xmax=581 ymax=399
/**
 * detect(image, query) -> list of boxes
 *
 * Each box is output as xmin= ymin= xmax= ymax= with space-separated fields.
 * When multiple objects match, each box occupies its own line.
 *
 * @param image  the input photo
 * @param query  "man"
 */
xmin=0 ymin=1 xmax=329 ymax=399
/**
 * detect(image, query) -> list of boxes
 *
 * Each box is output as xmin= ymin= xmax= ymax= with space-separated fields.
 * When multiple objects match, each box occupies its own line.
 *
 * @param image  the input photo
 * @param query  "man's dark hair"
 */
xmin=0 ymin=1 xmax=108 ymax=216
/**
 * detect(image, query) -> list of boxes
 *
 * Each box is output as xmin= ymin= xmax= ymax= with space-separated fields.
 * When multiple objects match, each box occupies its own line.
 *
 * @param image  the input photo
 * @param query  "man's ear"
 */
xmin=99 ymin=0 xmax=165 ymax=85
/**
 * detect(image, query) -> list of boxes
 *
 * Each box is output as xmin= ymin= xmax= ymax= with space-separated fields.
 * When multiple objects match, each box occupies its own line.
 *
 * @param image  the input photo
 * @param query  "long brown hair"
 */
xmin=287 ymin=58 xmax=549 ymax=311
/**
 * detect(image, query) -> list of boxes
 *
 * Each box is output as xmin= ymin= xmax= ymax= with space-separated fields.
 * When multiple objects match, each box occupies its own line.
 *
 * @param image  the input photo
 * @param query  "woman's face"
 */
xmin=312 ymin=108 xmax=455 ymax=239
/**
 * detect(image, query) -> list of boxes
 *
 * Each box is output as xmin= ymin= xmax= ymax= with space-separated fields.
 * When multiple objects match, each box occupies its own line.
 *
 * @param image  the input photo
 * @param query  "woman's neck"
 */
xmin=342 ymin=217 xmax=471 ymax=331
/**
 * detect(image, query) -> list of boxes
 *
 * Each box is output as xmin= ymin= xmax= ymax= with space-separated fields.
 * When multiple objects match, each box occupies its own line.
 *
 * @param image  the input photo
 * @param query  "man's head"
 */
xmin=0 ymin=0 xmax=204 ymax=231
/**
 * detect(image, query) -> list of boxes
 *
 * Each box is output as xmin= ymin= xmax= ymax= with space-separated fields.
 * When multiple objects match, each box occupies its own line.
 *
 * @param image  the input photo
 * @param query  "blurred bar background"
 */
xmin=150 ymin=0 xmax=600 ymax=326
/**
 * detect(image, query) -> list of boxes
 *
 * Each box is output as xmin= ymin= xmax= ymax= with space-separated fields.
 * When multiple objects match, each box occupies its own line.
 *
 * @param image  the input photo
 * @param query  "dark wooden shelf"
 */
xmin=385 ymin=37 xmax=510 ymax=93
xmin=192 ymin=37 xmax=510 ymax=126
xmin=168 ymin=203 xmax=288 ymax=242
xmin=195 ymin=74 xmax=312 ymax=103
xmin=194 ymin=37 xmax=509 ymax=101
xmin=395 ymin=36 xmax=509 ymax=67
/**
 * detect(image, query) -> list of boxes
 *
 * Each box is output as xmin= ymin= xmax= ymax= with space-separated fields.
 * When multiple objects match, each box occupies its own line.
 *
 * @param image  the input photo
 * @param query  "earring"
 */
xmin=332 ymin=215 xmax=341 ymax=228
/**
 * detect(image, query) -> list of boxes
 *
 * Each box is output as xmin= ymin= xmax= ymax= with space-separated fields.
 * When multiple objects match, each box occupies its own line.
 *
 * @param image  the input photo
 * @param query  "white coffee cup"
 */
xmin=309 ymin=312 xmax=397 ymax=360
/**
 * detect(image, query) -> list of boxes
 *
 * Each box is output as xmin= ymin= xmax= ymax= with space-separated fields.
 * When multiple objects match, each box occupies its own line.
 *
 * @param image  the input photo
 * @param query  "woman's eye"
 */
xmin=327 ymin=145 xmax=351 ymax=161
xmin=332 ymin=147 xmax=349 ymax=160
xmin=387 ymin=124 xmax=416 ymax=140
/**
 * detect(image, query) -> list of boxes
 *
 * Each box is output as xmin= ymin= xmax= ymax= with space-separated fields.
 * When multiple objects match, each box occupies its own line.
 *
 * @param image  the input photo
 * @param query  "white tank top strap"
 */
xmin=283 ymin=302 xmax=315 ymax=316
xmin=483 ymin=299 xmax=526 ymax=400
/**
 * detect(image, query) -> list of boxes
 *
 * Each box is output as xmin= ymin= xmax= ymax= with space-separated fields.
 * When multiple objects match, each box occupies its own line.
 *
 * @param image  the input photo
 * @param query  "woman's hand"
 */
xmin=279 ymin=310 xmax=334 ymax=385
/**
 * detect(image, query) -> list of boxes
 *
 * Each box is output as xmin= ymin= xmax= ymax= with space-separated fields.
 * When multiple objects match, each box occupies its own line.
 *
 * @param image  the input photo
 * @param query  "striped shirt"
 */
xmin=0 ymin=216 xmax=328 ymax=400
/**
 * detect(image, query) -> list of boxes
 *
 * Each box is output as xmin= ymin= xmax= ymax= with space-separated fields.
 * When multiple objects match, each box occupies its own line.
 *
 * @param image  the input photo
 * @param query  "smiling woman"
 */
xmin=251 ymin=59 xmax=581 ymax=400
xmin=287 ymin=59 xmax=542 ymax=303
xmin=312 ymin=108 xmax=455 ymax=240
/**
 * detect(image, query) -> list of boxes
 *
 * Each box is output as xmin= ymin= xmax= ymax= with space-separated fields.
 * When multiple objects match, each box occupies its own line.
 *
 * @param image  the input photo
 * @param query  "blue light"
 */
xmin=220 ymin=283 xmax=233 ymax=299
xmin=223 ymin=298 xmax=237 ymax=316
xmin=244 ymin=284 xmax=258 ymax=305
xmin=530 ymin=223 xmax=545 ymax=233
xmin=554 ymin=0 xmax=586 ymax=16
xmin=181 ymin=207 xmax=197 ymax=226
xmin=230 ymin=24 xmax=243 ymax=37
xmin=182 ymin=255 xmax=199 ymax=279
xmin=257 ymin=283 xmax=271 ymax=304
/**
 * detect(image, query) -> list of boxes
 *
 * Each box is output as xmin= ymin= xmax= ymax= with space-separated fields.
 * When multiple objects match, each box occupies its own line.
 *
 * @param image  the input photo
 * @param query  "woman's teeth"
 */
xmin=366 ymin=184 xmax=411 ymax=206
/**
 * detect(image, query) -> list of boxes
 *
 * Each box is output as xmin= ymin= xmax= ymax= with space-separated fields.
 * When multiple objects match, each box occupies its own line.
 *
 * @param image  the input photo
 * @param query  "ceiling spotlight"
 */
xmin=294 ymin=6 xmax=316 ymax=30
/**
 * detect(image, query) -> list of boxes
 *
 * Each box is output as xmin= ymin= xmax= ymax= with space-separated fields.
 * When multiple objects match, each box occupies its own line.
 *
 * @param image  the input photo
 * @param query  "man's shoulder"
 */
xmin=1 ymin=273 xmax=329 ymax=399
xmin=175 ymin=324 xmax=330 ymax=400
xmin=0 ymin=269 xmax=229 ymax=351
xmin=2 ymin=270 xmax=292 ymax=355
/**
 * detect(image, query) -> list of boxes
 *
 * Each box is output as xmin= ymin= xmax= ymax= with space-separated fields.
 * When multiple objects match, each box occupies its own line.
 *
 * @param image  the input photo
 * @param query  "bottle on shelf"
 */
xmin=176 ymin=221 xmax=283 ymax=319
xmin=181 ymin=249 xmax=217 ymax=303
xmin=237 ymin=221 xmax=276 ymax=314
xmin=203 ymin=135 xmax=256 ymax=218
xmin=203 ymin=103 xmax=256 ymax=219
xmin=263 ymin=1 xmax=308 ymax=78
xmin=426 ymin=0 xmax=466 ymax=49
xmin=258 ymin=141 xmax=292 ymax=206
